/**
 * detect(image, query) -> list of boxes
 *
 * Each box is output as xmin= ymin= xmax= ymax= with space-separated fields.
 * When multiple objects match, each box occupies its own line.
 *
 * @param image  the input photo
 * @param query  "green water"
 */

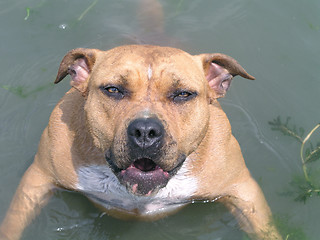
xmin=0 ymin=0 xmax=319 ymax=239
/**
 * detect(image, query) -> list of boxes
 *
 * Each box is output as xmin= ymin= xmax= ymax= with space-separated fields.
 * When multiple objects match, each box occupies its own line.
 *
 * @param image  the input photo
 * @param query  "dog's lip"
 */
xmin=105 ymin=151 xmax=187 ymax=195
xmin=118 ymin=158 xmax=170 ymax=196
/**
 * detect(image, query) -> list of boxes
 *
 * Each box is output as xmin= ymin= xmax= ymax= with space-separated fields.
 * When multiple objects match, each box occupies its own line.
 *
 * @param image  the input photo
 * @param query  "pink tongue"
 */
xmin=133 ymin=158 xmax=157 ymax=172
xmin=121 ymin=161 xmax=170 ymax=195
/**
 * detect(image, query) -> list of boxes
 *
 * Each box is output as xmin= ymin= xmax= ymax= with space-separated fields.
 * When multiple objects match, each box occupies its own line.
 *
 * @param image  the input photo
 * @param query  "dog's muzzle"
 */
xmin=107 ymin=118 xmax=175 ymax=196
xmin=127 ymin=118 xmax=164 ymax=154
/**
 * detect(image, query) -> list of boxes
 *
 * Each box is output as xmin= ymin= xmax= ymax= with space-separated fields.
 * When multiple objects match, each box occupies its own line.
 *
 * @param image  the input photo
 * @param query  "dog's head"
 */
xmin=55 ymin=45 xmax=254 ymax=196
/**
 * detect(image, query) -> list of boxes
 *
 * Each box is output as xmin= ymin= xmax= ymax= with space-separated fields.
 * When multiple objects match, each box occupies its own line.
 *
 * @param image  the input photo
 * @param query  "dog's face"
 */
xmin=55 ymin=45 xmax=254 ymax=196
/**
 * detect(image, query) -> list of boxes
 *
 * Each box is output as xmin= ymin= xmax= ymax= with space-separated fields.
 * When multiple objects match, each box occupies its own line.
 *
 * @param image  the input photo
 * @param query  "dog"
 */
xmin=0 ymin=45 xmax=282 ymax=240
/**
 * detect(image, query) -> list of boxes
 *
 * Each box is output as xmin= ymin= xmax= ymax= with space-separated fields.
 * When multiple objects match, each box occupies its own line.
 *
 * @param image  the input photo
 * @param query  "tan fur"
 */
xmin=0 ymin=45 xmax=281 ymax=240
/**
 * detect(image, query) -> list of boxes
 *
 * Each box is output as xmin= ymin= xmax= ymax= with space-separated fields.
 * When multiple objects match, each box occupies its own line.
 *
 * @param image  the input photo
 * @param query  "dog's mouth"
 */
xmin=105 ymin=150 xmax=186 ymax=196
xmin=118 ymin=158 xmax=171 ymax=196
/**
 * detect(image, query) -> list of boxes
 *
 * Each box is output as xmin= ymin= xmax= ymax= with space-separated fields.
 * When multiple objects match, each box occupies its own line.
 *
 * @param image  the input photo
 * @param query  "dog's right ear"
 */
xmin=54 ymin=48 xmax=99 ymax=94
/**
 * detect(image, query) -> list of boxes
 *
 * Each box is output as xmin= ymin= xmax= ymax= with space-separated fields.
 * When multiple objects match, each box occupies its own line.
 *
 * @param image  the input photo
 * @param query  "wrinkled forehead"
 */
xmin=92 ymin=45 xmax=205 ymax=87
xmin=103 ymin=45 xmax=192 ymax=64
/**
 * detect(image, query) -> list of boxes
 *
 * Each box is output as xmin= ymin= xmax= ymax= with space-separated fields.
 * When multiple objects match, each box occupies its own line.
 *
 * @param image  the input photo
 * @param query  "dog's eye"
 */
xmin=177 ymin=92 xmax=191 ymax=98
xmin=100 ymin=86 xmax=125 ymax=100
xmin=106 ymin=87 xmax=120 ymax=94
xmin=171 ymin=90 xmax=197 ymax=103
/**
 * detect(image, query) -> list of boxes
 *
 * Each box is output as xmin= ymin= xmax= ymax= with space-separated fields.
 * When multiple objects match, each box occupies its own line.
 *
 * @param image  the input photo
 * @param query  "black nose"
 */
xmin=127 ymin=118 xmax=164 ymax=149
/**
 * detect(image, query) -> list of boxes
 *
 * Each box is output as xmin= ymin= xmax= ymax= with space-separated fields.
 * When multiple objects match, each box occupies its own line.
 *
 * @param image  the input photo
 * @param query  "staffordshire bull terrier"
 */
xmin=0 ymin=45 xmax=282 ymax=239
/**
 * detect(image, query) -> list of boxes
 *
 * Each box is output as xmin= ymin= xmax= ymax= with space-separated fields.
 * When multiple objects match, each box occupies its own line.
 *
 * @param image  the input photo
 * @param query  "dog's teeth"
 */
xmin=163 ymin=172 xmax=169 ymax=178
xmin=132 ymin=184 xmax=138 ymax=193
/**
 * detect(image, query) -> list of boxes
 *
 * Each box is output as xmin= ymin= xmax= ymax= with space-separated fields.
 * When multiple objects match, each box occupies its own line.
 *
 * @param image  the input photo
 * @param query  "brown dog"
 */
xmin=0 ymin=45 xmax=282 ymax=240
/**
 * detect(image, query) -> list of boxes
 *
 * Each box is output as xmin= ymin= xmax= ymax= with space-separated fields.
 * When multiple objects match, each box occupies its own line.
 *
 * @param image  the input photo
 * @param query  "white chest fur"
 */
xmin=76 ymin=159 xmax=198 ymax=217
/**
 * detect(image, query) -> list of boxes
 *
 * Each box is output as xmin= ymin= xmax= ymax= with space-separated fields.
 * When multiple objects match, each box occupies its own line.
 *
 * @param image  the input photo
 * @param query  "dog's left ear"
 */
xmin=196 ymin=53 xmax=255 ymax=98
xmin=54 ymin=48 xmax=99 ymax=94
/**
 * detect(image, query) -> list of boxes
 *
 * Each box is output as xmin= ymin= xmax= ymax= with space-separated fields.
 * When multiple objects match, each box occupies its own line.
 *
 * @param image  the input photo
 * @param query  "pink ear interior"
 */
xmin=206 ymin=62 xmax=233 ymax=97
xmin=67 ymin=58 xmax=90 ymax=87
